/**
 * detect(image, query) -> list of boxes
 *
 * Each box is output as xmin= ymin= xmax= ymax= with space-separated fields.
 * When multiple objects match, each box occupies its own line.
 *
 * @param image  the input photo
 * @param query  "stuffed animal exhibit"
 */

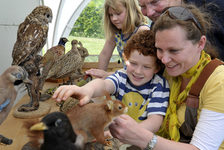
xmin=11 ymin=6 xmax=53 ymax=112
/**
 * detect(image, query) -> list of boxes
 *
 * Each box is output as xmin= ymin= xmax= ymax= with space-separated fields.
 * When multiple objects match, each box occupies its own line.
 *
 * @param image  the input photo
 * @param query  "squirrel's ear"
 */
xmin=105 ymin=100 xmax=113 ymax=111
xmin=104 ymin=91 xmax=112 ymax=100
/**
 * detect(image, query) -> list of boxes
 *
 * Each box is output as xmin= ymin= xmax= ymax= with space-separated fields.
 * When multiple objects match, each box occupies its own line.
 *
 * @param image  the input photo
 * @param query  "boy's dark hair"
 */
xmin=123 ymin=30 xmax=164 ymax=70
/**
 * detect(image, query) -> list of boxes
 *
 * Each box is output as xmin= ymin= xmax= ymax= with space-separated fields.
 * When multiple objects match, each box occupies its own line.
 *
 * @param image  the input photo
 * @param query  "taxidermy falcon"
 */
xmin=11 ymin=6 xmax=52 ymax=112
xmin=47 ymin=40 xmax=83 ymax=84
xmin=12 ymin=5 xmax=53 ymax=66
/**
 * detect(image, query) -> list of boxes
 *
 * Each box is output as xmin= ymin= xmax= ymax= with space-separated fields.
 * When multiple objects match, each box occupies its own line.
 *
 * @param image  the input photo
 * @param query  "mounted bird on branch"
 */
xmin=0 ymin=65 xmax=32 ymax=145
xmin=11 ymin=6 xmax=52 ymax=112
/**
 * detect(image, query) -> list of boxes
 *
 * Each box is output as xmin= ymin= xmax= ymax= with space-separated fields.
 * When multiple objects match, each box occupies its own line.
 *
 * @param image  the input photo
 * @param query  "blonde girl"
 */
xmin=85 ymin=0 xmax=150 ymax=78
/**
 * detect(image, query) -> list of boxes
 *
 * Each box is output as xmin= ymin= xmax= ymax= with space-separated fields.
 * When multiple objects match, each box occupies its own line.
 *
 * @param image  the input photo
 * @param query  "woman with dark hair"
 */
xmin=138 ymin=0 xmax=224 ymax=60
xmin=109 ymin=4 xmax=224 ymax=150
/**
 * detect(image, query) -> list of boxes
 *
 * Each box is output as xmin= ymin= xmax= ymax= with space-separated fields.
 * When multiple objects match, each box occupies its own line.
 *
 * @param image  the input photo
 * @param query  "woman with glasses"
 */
xmin=138 ymin=0 xmax=224 ymax=61
xmin=109 ymin=4 xmax=224 ymax=150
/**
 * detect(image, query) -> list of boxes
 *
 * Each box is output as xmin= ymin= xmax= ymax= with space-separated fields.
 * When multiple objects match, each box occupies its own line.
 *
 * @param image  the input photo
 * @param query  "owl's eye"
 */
xmin=46 ymin=14 xmax=50 ymax=18
xmin=55 ymin=118 xmax=62 ymax=127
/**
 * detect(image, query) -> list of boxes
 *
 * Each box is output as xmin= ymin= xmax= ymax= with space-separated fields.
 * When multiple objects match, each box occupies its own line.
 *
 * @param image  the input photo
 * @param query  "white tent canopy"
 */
xmin=0 ymin=0 xmax=90 ymax=74
xmin=43 ymin=0 xmax=91 ymax=50
xmin=0 ymin=0 xmax=90 ymax=103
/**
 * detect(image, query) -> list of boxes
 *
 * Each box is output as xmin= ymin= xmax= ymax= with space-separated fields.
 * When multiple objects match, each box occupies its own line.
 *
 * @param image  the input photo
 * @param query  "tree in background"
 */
xmin=70 ymin=0 xmax=104 ymax=39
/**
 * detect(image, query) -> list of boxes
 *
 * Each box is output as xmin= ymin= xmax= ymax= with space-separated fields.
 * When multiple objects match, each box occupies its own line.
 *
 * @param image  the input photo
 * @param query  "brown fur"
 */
xmin=23 ymin=119 xmax=43 ymax=148
xmin=66 ymin=99 xmax=127 ymax=146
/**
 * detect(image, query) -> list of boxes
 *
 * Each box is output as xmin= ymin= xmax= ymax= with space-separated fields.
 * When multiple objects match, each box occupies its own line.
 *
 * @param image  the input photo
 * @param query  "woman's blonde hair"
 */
xmin=104 ymin=0 xmax=147 ymax=40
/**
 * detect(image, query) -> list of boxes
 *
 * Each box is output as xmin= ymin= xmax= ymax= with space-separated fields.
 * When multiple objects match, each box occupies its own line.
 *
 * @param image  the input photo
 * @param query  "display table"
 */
xmin=0 ymin=82 xmax=60 ymax=150
xmin=0 ymin=62 xmax=123 ymax=150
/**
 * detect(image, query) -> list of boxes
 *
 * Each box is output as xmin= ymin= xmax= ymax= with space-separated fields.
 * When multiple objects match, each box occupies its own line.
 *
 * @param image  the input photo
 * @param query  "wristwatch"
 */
xmin=144 ymin=134 xmax=157 ymax=150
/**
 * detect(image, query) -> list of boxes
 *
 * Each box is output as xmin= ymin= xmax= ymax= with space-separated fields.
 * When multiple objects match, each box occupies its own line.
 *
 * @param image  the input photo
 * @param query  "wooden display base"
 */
xmin=45 ymin=77 xmax=68 ymax=83
xmin=13 ymin=101 xmax=51 ymax=119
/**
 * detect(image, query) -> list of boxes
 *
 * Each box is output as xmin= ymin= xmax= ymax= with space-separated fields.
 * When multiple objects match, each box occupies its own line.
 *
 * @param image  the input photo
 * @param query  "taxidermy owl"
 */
xmin=12 ymin=5 xmax=53 ymax=66
xmin=47 ymin=40 xmax=83 ymax=84
xmin=11 ymin=6 xmax=52 ymax=112
xmin=39 ymin=37 xmax=68 ymax=90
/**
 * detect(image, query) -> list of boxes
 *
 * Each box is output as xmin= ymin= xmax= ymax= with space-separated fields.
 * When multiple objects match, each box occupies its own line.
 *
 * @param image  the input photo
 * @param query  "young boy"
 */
xmin=53 ymin=30 xmax=169 ymax=133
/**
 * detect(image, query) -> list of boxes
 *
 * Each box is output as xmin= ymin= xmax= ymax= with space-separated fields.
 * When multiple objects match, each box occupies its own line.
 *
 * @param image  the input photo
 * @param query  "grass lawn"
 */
xmin=66 ymin=36 xmax=119 ymax=62
xmin=66 ymin=36 xmax=103 ymax=55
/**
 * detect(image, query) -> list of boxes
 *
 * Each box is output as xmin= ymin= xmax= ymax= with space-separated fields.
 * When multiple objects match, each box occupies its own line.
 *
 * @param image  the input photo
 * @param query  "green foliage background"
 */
xmin=70 ymin=0 xmax=105 ymax=38
xmin=68 ymin=0 xmax=120 ymax=62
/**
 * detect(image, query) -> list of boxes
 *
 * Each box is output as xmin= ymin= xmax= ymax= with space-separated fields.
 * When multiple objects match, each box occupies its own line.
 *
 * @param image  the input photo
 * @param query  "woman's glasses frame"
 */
xmin=162 ymin=6 xmax=202 ymax=33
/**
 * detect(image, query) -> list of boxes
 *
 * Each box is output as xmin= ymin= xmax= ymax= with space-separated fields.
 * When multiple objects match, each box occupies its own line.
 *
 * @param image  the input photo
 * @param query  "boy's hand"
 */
xmin=52 ymin=85 xmax=91 ymax=105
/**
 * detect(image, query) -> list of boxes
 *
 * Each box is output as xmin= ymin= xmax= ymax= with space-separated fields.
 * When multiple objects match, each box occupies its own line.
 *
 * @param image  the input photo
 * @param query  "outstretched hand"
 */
xmin=52 ymin=85 xmax=91 ymax=106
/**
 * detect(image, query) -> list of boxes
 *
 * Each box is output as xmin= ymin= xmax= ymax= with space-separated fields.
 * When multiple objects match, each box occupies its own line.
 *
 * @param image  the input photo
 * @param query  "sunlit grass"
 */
xmin=66 ymin=36 xmax=119 ymax=62
xmin=43 ymin=36 xmax=119 ymax=62
xmin=66 ymin=36 xmax=104 ymax=55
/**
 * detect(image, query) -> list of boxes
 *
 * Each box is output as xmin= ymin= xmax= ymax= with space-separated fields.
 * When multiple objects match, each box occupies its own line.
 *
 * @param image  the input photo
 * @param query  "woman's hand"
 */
xmin=52 ymin=85 xmax=91 ymax=105
xmin=109 ymin=114 xmax=150 ymax=148
xmin=109 ymin=114 xmax=138 ymax=142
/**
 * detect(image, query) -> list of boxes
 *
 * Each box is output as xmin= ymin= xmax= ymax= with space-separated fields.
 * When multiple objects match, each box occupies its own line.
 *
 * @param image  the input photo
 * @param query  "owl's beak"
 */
xmin=49 ymin=16 xmax=53 ymax=23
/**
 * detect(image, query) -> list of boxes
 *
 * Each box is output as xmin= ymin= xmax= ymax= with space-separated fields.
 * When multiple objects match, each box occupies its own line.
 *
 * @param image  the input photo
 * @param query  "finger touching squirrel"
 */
xmin=66 ymin=94 xmax=128 ymax=147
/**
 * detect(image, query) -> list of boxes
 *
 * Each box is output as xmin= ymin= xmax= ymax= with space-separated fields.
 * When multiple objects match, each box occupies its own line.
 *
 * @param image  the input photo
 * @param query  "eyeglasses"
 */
xmin=162 ymin=6 xmax=202 ymax=33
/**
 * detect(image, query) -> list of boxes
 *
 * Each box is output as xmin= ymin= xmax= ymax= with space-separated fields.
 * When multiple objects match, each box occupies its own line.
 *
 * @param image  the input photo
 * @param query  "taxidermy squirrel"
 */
xmin=66 ymin=93 xmax=128 ymax=148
